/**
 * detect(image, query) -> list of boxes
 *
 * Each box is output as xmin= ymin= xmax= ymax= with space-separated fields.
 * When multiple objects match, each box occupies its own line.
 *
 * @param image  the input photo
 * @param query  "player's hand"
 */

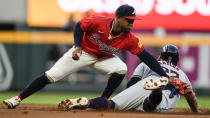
xmin=72 ymin=46 xmax=82 ymax=60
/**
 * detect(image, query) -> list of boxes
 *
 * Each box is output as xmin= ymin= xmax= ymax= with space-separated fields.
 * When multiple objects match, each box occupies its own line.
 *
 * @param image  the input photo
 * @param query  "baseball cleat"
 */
xmin=3 ymin=96 xmax=21 ymax=109
xmin=58 ymin=97 xmax=89 ymax=111
xmin=143 ymin=77 xmax=169 ymax=90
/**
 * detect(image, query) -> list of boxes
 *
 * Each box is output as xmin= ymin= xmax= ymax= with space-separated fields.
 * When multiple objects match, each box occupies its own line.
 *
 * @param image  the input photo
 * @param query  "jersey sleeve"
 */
xmin=80 ymin=16 xmax=96 ymax=32
xmin=126 ymin=34 xmax=144 ymax=55
xmin=179 ymin=71 xmax=193 ymax=89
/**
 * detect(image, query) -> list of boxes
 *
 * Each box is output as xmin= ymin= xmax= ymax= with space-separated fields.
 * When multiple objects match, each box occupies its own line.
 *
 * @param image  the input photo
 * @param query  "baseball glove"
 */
xmin=169 ymin=78 xmax=192 ymax=95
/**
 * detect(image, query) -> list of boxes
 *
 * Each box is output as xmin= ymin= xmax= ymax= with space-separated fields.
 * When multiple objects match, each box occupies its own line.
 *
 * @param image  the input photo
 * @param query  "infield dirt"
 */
xmin=0 ymin=104 xmax=210 ymax=118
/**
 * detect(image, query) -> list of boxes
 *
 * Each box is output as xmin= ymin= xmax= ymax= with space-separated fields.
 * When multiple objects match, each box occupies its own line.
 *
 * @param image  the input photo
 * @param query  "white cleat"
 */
xmin=143 ymin=77 xmax=169 ymax=90
xmin=58 ymin=97 xmax=89 ymax=111
xmin=3 ymin=96 xmax=21 ymax=109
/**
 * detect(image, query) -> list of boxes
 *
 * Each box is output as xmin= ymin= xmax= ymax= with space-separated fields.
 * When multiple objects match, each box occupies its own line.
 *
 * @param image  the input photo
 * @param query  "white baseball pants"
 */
xmin=45 ymin=46 xmax=127 ymax=82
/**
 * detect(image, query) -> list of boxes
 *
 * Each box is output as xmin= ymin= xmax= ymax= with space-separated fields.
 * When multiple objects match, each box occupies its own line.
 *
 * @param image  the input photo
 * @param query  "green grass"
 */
xmin=0 ymin=91 xmax=209 ymax=109
xmin=177 ymin=96 xmax=210 ymax=109
xmin=0 ymin=91 xmax=101 ymax=105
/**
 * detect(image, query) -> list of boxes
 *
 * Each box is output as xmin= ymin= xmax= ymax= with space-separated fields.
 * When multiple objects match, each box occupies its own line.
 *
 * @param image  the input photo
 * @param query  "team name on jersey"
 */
xmin=90 ymin=34 xmax=119 ymax=54
xmin=159 ymin=61 xmax=180 ymax=71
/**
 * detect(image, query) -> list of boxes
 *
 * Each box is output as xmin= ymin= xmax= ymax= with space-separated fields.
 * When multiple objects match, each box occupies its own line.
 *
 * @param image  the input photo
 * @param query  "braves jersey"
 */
xmin=80 ymin=15 xmax=144 ymax=59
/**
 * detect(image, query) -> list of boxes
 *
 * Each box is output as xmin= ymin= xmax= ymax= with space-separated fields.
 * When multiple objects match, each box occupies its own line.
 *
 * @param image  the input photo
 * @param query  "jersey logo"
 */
xmin=138 ymin=39 xmax=143 ymax=48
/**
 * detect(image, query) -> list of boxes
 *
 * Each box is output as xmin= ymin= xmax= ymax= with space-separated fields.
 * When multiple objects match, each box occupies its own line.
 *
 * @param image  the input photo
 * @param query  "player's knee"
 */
xmin=126 ymin=76 xmax=142 ymax=88
xmin=45 ymin=69 xmax=66 ymax=83
xmin=115 ymin=70 xmax=127 ymax=75
xmin=121 ymin=64 xmax=127 ymax=74
xmin=44 ymin=73 xmax=55 ymax=83
xmin=112 ymin=65 xmax=127 ymax=75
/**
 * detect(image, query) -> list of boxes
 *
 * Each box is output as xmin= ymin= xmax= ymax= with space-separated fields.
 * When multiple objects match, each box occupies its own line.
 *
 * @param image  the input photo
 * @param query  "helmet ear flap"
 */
xmin=160 ymin=52 xmax=168 ymax=61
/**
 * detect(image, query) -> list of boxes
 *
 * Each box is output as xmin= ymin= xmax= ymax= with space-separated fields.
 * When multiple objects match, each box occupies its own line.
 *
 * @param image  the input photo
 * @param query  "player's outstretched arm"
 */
xmin=184 ymin=91 xmax=198 ymax=113
xmin=137 ymin=50 xmax=168 ymax=77
xmin=169 ymin=78 xmax=198 ymax=112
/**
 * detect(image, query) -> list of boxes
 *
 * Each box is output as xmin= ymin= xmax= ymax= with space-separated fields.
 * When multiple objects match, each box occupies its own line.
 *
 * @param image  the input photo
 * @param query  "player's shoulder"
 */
xmin=122 ymin=32 xmax=140 ymax=44
xmin=125 ymin=32 xmax=139 ymax=39
xmin=80 ymin=15 xmax=112 ymax=29
xmin=159 ymin=61 xmax=188 ymax=77
xmin=88 ymin=15 xmax=112 ymax=23
xmin=159 ymin=61 xmax=180 ymax=70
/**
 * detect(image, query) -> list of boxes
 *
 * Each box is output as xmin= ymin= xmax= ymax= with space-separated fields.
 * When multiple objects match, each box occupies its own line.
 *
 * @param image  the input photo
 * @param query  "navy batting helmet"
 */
xmin=160 ymin=44 xmax=179 ymax=65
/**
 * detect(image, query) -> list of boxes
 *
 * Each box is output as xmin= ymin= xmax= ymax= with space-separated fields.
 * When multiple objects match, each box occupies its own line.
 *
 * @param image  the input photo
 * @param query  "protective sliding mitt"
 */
xmin=169 ymin=78 xmax=192 ymax=95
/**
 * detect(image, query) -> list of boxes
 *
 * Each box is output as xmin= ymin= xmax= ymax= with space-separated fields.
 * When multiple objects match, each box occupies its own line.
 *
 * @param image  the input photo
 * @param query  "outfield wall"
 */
xmin=0 ymin=31 xmax=209 ymax=94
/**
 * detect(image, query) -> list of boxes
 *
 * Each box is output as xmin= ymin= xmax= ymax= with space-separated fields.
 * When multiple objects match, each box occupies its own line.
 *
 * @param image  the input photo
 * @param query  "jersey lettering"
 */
xmin=161 ymin=66 xmax=179 ymax=78
xmin=159 ymin=61 xmax=180 ymax=71
xmin=90 ymin=33 xmax=119 ymax=54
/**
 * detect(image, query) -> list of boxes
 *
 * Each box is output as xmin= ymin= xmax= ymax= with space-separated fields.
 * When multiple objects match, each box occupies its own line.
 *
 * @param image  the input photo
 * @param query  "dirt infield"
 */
xmin=0 ymin=104 xmax=210 ymax=118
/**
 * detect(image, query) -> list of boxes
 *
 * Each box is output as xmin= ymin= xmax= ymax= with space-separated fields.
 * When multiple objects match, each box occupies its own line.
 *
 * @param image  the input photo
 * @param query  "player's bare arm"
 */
xmin=168 ymin=77 xmax=199 ymax=112
xmin=184 ymin=91 xmax=198 ymax=113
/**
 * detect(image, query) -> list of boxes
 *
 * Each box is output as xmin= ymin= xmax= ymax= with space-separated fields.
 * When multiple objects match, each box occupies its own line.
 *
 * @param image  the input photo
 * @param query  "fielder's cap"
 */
xmin=116 ymin=4 xmax=141 ymax=20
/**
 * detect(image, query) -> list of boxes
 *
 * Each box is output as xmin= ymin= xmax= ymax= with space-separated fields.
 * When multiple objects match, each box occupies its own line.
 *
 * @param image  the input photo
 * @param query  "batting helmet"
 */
xmin=160 ymin=44 xmax=179 ymax=65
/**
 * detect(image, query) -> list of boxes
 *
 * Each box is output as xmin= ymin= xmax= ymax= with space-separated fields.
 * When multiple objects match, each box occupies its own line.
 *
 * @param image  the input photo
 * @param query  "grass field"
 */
xmin=0 ymin=91 xmax=210 ymax=109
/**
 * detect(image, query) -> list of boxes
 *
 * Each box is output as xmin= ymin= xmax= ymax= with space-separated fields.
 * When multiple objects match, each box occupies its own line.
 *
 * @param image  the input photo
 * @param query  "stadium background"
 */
xmin=0 ymin=0 xmax=210 ymax=110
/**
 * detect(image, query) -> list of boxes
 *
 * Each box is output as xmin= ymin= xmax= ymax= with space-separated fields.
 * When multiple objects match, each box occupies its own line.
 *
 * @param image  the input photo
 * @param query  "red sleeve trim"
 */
xmin=136 ymin=48 xmax=145 ymax=55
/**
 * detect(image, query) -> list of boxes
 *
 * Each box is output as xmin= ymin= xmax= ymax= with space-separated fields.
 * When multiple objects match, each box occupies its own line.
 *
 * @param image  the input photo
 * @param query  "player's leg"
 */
xmin=142 ymin=77 xmax=169 ymax=112
xmin=88 ymin=97 xmax=115 ymax=109
xmin=127 ymin=76 xmax=142 ymax=88
xmin=155 ymin=90 xmax=180 ymax=113
xmin=58 ymin=76 xmax=157 ymax=111
xmin=91 ymin=55 xmax=127 ymax=98
xmin=111 ymin=77 xmax=152 ymax=110
xmin=143 ymin=89 xmax=162 ymax=112
xmin=127 ymin=63 xmax=146 ymax=88
xmin=3 ymin=47 xmax=96 ymax=109
xmin=58 ymin=97 xmax=115 ymax=111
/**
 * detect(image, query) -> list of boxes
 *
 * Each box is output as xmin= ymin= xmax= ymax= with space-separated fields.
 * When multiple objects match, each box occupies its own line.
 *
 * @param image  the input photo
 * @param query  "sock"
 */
xmin=101 ymin=73 xmax=125 ymax=98
xmin=143 ymin=91 xmax=162 ymax=112
xmin=88 ymin=97 xmax=115 ymax=109
xmin=126 ymin=76 xmax=142 ymax=88
xmin=18 ymin=73 xmax=50 ymax=100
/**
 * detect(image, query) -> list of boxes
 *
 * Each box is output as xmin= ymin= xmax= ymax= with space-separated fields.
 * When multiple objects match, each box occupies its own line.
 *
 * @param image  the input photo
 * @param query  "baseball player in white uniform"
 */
xmin=58 ymin=44 xmax=198 ymax=113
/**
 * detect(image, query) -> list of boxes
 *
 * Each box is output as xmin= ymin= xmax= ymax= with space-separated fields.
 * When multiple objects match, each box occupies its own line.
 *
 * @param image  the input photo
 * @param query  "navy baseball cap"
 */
xmin=116 ymin=4 xmax=141 ymax=20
